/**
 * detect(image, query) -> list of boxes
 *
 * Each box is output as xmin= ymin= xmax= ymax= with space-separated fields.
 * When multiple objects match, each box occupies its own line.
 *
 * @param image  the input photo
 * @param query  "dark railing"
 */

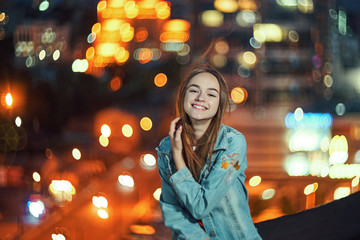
xmin=255 ymin=191 xmax=360 ymax=240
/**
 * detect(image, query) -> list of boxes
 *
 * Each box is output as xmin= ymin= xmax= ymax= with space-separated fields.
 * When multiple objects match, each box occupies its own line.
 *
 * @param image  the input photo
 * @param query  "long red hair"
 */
xmin=177 ymin=64 xmax=229 ymax=181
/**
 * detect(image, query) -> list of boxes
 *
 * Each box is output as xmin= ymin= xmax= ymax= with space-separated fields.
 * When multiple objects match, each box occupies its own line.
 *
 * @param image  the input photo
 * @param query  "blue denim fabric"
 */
xmin=156 ymin=124 xmax=262 ymax=240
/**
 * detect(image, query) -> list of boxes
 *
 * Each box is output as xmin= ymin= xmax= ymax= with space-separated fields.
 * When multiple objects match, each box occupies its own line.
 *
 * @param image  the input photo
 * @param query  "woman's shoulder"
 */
xmin=156 ymin=136 xmax=172 ymax=153
xmin=221 ymin=124 xmax=245 ymax=138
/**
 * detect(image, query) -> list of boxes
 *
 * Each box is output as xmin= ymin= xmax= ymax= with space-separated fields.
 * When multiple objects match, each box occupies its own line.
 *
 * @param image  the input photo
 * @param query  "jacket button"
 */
xmin=210 ymin=231 xmax=216 ymax=237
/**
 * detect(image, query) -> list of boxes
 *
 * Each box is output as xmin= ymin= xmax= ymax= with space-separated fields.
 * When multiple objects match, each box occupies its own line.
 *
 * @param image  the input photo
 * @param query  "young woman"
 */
xmin=156 ymin=65 xmax=262 ymax=240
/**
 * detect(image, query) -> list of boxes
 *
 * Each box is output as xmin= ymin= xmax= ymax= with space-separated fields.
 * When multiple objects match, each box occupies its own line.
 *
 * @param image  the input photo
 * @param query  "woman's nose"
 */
xmin=195 ymin=92 xmax=205 ymax=101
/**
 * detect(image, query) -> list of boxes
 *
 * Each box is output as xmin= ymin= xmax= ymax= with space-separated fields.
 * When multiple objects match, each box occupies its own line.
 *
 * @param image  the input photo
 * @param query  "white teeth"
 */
xmin=193 ymin=104 xmax=206 ymax=110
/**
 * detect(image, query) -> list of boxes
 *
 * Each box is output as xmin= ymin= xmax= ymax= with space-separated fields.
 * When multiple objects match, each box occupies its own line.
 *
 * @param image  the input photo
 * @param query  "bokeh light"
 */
xmin=15 ymin=117 xmax=22 ymax=127
xmin=51 ymin=234 xmax=66 ymax=240
xmin=101 ymin=124 xmax=111 ymax=137
xmin=304 ymin=182 xmax=318 ymax=195
xmin=153 ymin=188 xmax=161 ymax=201
xmin=122 ymin=124 xmax=133 ymax=137
xmin=72 ymin=148 xmax=81 ymax=160
xmin=99 ymin=135 xmax=109 ymax=147
xmin=109 ymin=76 xmax=122 ymax=92
xmin=294 ymin=107 xmax=304 ymax=121
xmin=214 ymin=0 xmax=238 ymax=13
xmin=140 ymin=153 xmax=156 ymax=168
xmin=5 ymin=93 xmax=13 ymax=107
xmin=334 ymin=187 xmax=350 ymax=200
xmin=201 ymin=10 xmax=224 ymax=27
xmin=28 ymin=200 xmax=45 ymax=218
xmin=249 ymin=176 xmax=261 ymax=187
xmin=118 ymin=172 xmax=135 ymax=188
xmin=92 ymin=195 xmax=108 ymax=208
xmin=154 ymin=73 xmax=167 ymax=87
xmin=261 ymin=189 xmax=276 ymax=200
xmin=231 ymin=87 xmax=248 ymax=104
xmin=140 ymin=117 xmax=153 ymax=131
xmin=33 ymin=172 xmax=41 ymax=182
xmin=97 ymin=209 xmax=109 ymax=219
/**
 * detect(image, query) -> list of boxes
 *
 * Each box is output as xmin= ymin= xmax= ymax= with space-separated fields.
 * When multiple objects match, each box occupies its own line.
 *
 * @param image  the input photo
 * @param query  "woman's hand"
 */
xmin=169 ymin=117 xmax=186 ymax=170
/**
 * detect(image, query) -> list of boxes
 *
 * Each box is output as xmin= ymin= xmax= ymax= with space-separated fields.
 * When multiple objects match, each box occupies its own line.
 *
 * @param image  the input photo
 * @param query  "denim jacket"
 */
xmin=156 ymin=124 xmax=262 ymax=240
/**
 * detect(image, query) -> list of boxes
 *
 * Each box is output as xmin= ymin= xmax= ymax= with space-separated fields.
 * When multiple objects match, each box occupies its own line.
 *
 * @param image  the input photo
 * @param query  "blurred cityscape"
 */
xmin=1 ymin=0 xmax=360 ymax=239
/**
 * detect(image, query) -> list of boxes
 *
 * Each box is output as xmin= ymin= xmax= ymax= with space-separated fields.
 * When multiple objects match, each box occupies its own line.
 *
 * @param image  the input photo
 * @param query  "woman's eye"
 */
xmin=189 ymin=89 xmax=198 ymax=93
xmin=208 ymin=94 xmax=216 ymax=97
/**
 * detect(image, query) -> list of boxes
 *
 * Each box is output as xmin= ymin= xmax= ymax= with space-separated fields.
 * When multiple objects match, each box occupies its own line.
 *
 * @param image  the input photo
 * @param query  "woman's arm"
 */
xmin=158 ymin=156 xmax=210 ymax=240
xmin=169 ymin=133 xmax=248 ymax=220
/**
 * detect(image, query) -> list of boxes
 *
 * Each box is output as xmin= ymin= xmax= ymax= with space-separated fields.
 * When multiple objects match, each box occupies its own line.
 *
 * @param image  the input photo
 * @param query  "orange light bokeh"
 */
xmin=154 ymin=73 xmax=167 ymax=87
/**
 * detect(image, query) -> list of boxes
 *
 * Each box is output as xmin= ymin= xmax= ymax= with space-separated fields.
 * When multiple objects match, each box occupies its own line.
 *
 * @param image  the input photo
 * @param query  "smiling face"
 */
xmin=184 ymin=72 xmax=220 ymax=126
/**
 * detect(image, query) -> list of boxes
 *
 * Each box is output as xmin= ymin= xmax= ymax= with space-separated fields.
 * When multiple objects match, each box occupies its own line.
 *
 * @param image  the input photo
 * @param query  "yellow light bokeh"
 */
xmin=72 ymin=148 xmax=81 ymax=160
xmin=253 ymin=23 xmax=285 ymax=42
xmin=163 ymin=19 xmax=191 ymax=32
xmin=115 ymin=47 xmax=129 ymax=64
xmin=33 ymin=172 xmax=41 ymax=182
xmin=129 ymin=224 xmax=156 ymax=235
xmin=99 ymin=135 xmax=109 ymax=147
xmin=154 ymin=73 xmax=167 ymax=87
xmin=201 ymin=10 xmax=224 ymax=27
xmin=122 ymin=124 xmax=133 ymax=137
xmin=238 ymin=0 xmax=258 ymax=10
xmin=352 ymin=176 xmax=359 ymax=187
xmin=214 ymin=0 xmax=239 ymax=13
xmin=97 ymin=1 xmax=107 ymax=12
xmin=243 ymin=51 xmax=257 ymax=65
xmin=124 ymin=1 xmax=139 ymax=19
xmin=5 ymin=93 xmax=13 ymax=107
xmin=329 ymin=135 xmax=348 ymax=161
xmin=0 ymin=13 xmax=5 ymax=22
xmin=92 ymin=23 xmax=102 ymax=34
xmin=231 ymin=87 xmax=248 ymax=104
xmin=140 ymin=117 xmax=153 ymax=131
xmin=249 ymin=176 xmax=261 ymax=187
xmin=86 ymin=47 xmax=95 ymax=59
xmin=334 ymin=187 xmax=350 ymax=200
xmin=96 ymin=43 xmax=120 ymax=57
xmin=103 ymin=19 xmax=123 ymax=31
xmin=156 ymin=4 xmax=170 ymax=19
xmin=153 ymin=188 xmax=162 ymax=201
xmin=304 ymin=182 xmax=318 ymax=195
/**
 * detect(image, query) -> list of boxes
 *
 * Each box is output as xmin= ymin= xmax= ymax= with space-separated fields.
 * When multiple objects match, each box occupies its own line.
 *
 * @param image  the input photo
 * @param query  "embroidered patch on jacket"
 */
xmin=221 ymin=153 xmax=240 ymax=170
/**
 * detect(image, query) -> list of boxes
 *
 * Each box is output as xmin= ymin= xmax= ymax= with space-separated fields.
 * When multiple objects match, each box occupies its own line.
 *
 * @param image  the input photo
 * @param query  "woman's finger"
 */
xmin=169 ymin=117 xmax=181 ymax=139
xmin=174 ymin=125 xmax=182 ymax=142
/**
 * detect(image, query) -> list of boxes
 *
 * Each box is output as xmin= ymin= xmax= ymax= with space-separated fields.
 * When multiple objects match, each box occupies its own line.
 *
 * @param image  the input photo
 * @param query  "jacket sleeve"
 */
xmin=158 ymin=153 xmax=210 ymax=240
xmin=169 ymin=133 xmax=247 ymax=220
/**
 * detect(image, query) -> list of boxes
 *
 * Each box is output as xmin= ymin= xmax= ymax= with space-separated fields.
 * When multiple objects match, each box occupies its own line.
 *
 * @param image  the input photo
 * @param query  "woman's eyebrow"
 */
xmin=188 ymin=84 xmax=219 ymax=93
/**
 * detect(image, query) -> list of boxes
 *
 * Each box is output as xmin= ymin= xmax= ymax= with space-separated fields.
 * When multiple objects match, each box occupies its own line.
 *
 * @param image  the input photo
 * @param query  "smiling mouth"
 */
xmin=192 ymin=104 xmax=207 ymax=110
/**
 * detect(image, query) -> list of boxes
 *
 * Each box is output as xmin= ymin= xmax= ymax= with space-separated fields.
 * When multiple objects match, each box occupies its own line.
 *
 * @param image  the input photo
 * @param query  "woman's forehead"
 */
xmin=187 ymin=72 xmax=220 ymax=90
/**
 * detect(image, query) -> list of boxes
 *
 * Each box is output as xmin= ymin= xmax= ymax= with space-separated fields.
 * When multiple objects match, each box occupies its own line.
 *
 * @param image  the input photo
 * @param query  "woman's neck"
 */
xmin=191 ymin=119 xmax=211 ymax=141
